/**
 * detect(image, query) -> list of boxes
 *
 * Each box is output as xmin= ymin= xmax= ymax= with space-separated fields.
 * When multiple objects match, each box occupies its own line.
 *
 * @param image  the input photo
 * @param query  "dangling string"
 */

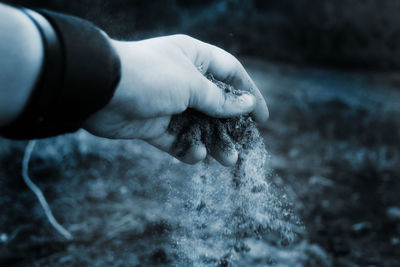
xmin=22 ymin=140 xmax=73 ymax=240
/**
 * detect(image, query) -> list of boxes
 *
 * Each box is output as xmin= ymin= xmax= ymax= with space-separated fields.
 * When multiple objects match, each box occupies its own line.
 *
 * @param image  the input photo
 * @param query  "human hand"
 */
xmin=83 ymin=34 xmax=269 ymax=165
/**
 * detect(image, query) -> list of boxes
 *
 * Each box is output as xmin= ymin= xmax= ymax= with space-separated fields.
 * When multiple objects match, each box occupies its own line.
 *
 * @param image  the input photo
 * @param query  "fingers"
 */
xmin=197 ymin=42 xmax=269 ymax=123
xmin=146 ymin=129 xmax=238 ymax=166
xmin=146 ymin=132 xmax=207 ymax=165
xmin=211 ymin=147 xmax=238 ymax=167
xmin=189 ymin=72 xmax=256 ymax=118
xmin=181 ymin=144 xmax=207 ymax=164
xmin=208 ymin=125 xmax=238 ymax=166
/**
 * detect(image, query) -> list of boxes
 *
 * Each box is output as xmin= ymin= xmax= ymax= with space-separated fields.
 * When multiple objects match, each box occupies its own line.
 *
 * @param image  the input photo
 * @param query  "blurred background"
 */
xmin=6 ymin=0 xmax=400 ymax=69
xmin=1 ymin=0 xmax=400 ymax=266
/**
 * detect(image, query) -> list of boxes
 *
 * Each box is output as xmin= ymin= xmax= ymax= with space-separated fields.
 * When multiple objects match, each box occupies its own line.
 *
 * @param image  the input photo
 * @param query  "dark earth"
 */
xmin=1 ymin=58 xmax=399 ymax=266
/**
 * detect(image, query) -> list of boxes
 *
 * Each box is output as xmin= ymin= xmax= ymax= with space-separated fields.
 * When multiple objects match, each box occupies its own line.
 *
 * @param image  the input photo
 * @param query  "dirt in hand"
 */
xmin=166 ymin=74 xmax=302 ymax=265
xmin=168 ymin=74 xmax=259 ymax=159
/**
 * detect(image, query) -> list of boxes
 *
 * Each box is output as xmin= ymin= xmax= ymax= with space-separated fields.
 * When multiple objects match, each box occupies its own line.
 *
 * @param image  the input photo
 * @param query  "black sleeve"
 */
xmin=0 ymin=8 xmax=121 ymax=139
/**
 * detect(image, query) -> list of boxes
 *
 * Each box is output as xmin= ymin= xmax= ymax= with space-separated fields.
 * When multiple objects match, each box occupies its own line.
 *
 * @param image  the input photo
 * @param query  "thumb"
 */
xmin=189 ymin=74 xmax=256 ymax=118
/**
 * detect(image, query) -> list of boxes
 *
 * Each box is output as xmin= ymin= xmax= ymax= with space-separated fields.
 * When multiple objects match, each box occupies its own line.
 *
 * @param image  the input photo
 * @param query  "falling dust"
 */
xmin=163 ymin=74 xmax=304 ymax=266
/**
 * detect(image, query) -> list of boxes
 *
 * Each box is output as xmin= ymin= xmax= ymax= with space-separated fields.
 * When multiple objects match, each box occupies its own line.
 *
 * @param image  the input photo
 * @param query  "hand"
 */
xmin=83 ymin=34 xmax=269 ymax=165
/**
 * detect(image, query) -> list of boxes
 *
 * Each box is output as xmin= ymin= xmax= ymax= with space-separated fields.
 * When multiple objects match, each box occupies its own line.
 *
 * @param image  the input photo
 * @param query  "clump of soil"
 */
xmin=168 ymin=74 xmax=259 ymax=159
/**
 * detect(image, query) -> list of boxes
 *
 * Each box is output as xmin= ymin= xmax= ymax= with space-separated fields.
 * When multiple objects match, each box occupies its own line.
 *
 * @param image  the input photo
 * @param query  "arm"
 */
xmin=0 ymin=4 xmax=269 ymax=166
xmin=0 ymin=3 xmax=43 ymax=127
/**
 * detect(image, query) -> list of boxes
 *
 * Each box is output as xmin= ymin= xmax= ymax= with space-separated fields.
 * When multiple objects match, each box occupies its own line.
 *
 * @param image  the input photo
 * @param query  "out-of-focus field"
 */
xmin=8 ymin=0 xmax=400 ymax=69
xmin=0 ymin=59 xmax=399 ymax=266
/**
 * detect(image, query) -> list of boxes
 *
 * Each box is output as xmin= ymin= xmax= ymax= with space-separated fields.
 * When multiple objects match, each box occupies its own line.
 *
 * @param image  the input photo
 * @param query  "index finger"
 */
xmin=197 ymin=42 xmax=269 ymax=123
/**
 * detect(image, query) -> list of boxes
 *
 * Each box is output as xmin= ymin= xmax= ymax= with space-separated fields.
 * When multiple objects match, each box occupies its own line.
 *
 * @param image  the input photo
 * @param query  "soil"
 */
xmin=0 ymin=58 xmax=399 ymax=266
xmin=166 ymin=74 xmax=301 ymax=265
xmin=168 ymin=74 xmax=257 ymax=159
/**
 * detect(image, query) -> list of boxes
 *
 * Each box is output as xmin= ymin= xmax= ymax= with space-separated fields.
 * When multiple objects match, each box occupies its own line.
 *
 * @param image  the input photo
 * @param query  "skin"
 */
xmin=0 ymin=3 xmax=269 ymax=166
xmin=0 ymin=4 xmax=43 ymax=127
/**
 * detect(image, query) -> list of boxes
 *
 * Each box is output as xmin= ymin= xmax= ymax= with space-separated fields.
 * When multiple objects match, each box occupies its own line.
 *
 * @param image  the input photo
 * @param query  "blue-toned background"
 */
xmin=1 ymin=1 xmax=400 ymax=266
xmin=7 ymin=0 xmax=400 ymax=69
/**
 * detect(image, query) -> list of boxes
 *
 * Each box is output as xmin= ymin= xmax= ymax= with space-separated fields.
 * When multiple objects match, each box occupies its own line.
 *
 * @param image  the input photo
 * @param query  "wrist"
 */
xmin=103 ymin=40 xmax=144 ymax=117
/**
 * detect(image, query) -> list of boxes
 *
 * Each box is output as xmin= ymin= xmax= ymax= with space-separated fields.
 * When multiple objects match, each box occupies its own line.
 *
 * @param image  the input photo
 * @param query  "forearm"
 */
xmin=0 ymin=3 xmax=43 ymax=127
xmin=0 ymin=5 xmax=121 ymax=139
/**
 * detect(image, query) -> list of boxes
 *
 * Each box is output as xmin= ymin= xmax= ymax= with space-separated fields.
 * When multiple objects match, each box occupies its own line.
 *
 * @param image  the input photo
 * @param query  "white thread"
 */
xmin=22 ymin=140 xmax=73 ymax=240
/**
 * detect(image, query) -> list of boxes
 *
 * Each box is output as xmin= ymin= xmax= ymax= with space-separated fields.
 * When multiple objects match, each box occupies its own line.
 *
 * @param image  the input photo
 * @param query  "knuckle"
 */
xmin=171 ymin=34 xmax=199 ymax=59
xmin=173 ymin=34 xmax=193 ymax=43
xmin=226 ymin=53 xmax=241 ymax=70
xmin=204 ymin=81 xmax=226 ymax=116
xmin=188 ymin=84 xmax=200 ymax=108
xmin=232 ymin=56 xmax=242 ymax=69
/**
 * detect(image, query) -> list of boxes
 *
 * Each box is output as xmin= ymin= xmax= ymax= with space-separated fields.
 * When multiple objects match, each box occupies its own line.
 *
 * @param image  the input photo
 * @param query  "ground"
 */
xmin=0 ymin=59 xmax=399 ymax=266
